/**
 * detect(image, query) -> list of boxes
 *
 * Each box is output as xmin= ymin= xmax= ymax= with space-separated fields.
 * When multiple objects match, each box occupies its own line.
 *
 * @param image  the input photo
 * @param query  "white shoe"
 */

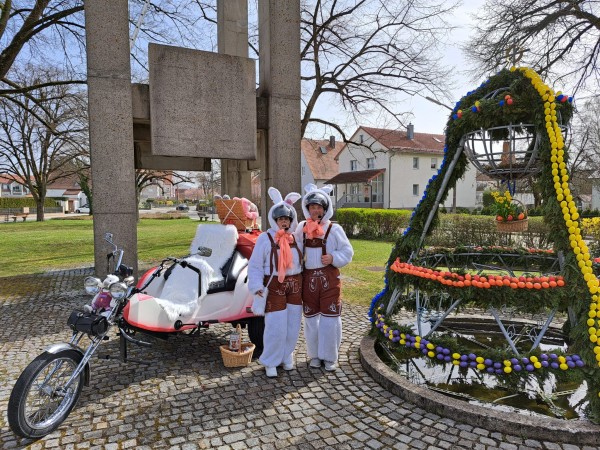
xmin=265 ymin=366 xmax=278 ymax=378
xmin=282 ymin=363 xmax=294 ymax=371
xmin=309 ymin=358 xmax=322 ymax=368
xmin=324 ymin=361 xmax=337 ymax=371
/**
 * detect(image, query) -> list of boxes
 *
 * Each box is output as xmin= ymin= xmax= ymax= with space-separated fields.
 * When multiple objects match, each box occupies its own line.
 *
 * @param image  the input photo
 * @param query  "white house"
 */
xmin=328 ymin=125 xmax=477 ymax=209
xmin=0 ymin=174 xmax=30 ymax=197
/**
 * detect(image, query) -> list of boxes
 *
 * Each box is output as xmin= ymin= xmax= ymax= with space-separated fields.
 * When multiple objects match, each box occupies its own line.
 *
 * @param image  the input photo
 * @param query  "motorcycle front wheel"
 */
xmin=8 ymin=350 xmax=85 ymax=439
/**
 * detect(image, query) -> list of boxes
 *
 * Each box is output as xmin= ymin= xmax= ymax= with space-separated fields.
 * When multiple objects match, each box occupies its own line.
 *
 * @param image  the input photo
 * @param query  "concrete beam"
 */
xmin=148 ymin=44 xmax=257 ymax=160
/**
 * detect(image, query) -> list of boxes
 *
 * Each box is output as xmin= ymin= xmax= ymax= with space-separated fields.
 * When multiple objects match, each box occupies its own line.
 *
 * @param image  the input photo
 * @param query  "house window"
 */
xmin=413 ymin=184 xmax=419 ymax=196
xmin=367 ymin=157 xmax=374 ymax=169
xmin=431 ymin=158 xmax=437 ymax=169
xmin=359 ymin=134 xmax=364 ymax=143
xmin=413 ymin=157 xmax=419 ymax=169
xmin=12 ymin=185 xmax=22 ymax=194
xmin=350 ymin=160 xmax=358 ymax=171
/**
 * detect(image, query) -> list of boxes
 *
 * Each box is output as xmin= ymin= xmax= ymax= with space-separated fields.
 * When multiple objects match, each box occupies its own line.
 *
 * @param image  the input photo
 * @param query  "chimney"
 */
xmin=407 ymin=123 xmax=414 ymax=140
xmin=329 ymin=135 xmax=335 ymax=148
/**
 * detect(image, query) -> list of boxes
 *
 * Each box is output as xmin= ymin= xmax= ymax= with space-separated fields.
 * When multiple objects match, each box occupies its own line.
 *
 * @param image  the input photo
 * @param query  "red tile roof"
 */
xmin=301 ymin=138 xmax=344 ymax=181
xmin=361 ymin=126 xmax=446 ymax=154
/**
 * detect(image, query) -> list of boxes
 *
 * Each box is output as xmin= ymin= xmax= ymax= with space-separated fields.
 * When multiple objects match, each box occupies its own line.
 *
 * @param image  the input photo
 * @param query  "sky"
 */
xmin=309 ymin=0 xmax=488 ymax=138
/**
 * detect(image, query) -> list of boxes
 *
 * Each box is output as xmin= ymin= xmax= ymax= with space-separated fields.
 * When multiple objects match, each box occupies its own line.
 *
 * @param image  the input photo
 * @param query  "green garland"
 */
xmin=376 ymin=67 xmax=599 ymax=422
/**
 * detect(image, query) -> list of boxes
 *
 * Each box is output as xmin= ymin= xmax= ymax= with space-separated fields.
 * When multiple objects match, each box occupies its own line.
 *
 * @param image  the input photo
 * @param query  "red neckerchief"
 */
xmin=274 ymin=229 xmax=293 ymax=282
xmin=305 ymin=218 xmax=324 ymax=239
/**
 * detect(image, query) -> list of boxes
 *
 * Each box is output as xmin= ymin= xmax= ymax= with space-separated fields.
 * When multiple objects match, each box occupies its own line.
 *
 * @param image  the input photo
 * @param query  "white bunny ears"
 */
xmin=267 ymin=187 xmax=301 ymax=231
xmin=268 ymin=187 xmax=301 ymax=206
xmin=304 ymin=183 xmax=333 ymax=195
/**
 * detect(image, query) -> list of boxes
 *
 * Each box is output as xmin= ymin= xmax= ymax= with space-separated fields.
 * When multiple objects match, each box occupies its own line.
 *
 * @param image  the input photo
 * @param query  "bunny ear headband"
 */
xmin=304 ymin=183 xmax=333 ymax=195
xmin=269 ymin=187 xmax=301 ymax=206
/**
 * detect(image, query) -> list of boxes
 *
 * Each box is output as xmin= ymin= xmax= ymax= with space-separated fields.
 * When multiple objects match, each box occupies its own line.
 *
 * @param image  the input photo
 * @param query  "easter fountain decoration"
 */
xmin=369 ymin=66 xmax=600 ymax=425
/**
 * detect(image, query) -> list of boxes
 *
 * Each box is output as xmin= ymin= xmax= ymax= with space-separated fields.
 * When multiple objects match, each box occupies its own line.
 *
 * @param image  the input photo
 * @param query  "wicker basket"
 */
xmin=215 ymin=199 xmax=256 ymax=231
xmin=495 ymin=198 xmax=528 ymax=232
xmin=220 ymin=325 xmax=255 ymax=367
xmin=220 ymin=342 xmax=255 ymax=367
xmin=496 ymin=217 xmax=528 ymax=232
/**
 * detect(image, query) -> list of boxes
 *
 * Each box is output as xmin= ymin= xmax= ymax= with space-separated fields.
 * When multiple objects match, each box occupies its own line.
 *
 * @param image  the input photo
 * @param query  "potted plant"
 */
xmin=491 ymin=190 xmax=528 ymax=231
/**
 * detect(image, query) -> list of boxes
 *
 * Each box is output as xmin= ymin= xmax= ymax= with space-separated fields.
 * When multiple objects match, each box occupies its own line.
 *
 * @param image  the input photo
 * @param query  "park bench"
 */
xmin=197 ymin=212 xmax=209 ymax=221
xmin=11 ymin=213 xmax=28 ymax=222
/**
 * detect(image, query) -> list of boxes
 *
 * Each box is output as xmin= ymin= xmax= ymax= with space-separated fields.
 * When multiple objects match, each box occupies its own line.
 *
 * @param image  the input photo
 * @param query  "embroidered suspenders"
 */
xmin=303 ymin=223 xmax=333 ymax=259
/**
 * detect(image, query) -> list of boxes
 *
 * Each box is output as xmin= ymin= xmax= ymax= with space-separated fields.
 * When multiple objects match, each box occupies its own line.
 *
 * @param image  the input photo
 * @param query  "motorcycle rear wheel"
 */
xmin=8 ymin=350 xmax=84 ymax=439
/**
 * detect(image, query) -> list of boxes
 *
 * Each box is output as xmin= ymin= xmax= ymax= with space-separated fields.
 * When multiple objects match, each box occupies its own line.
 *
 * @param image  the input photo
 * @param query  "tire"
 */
xmin=75 ymin=209 xmax=80 ymax=213
xmin=247 ymin=316 xmax=265 ymax=358
xmin=8 ymin=350 xmax=85 ymax=439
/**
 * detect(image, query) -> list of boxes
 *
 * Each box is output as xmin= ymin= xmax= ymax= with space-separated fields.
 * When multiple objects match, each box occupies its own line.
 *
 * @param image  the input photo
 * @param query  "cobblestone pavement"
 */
xmin=1 ymin=269 xmax=599 ymax=450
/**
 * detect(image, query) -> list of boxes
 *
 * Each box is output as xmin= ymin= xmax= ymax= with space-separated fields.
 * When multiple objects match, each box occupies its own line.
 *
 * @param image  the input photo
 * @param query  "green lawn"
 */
xmin=0 ymin=218 xmax=391 ymax=306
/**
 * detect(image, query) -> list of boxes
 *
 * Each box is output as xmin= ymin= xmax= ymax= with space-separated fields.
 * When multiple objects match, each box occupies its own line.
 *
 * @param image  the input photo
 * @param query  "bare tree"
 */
xmin=194 ymin=159 xmax=221 ymax=200
xmin=297 ymin=0 xmax=458 ymax=140
xmin=0 ymin=66 xmax=88 ymax=221
xmin=465 ymin=0 xmax=600 ymax=93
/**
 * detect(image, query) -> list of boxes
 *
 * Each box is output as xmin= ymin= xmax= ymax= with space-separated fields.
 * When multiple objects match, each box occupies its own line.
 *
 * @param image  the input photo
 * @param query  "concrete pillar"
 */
xmin=218 ymin=0 xmax=252 ymax=198
xmin=258 ymin=0 xmax=302 ymax=223
xmin=85 ymin=0 xmax=138 ymax=276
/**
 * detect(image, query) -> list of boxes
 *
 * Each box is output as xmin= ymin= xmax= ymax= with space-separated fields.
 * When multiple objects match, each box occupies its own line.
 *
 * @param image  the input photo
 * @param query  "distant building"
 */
xmin=0 ymin=174 xmax=31 ymax=198
xmin=301 ymin=137 xmax=344 ymax=205
xmin=328 ymin=125 xmax=477 ymax=209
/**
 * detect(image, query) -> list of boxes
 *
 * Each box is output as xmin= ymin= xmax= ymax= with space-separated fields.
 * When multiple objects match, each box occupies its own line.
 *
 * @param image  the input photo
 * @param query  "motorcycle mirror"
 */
xmin=196 ymin=246 xmax=212 ymax=257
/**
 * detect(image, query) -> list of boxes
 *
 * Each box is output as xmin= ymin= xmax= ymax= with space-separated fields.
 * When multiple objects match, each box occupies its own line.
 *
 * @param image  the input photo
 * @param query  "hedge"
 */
xmin=0 ymin=197 xmax=59 ymax=208
xmin=336 ymin=208 xmax=411 ymax=239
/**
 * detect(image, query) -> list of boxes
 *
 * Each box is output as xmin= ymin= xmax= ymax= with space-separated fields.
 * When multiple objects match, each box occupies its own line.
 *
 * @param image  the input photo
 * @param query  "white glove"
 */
xmin=252 ymin=289 xmax=267 ymax=316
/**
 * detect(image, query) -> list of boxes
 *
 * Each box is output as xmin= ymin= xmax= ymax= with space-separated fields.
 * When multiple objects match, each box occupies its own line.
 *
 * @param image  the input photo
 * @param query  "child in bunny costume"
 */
xmin=294 ymin=183 xmax=353 ymax=371
xmin=248 ymin=187 xmax=303 ymax=378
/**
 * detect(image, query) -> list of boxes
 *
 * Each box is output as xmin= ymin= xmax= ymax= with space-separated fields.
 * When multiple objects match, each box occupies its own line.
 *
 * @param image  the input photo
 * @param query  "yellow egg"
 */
xmin=477 ymin=364 xmax=485 ymax=370
xmin=560 ymin=363 xmax=568 ymax=370
xmin=504 ymin=366 xmax=512 ymax=373
xmin=428 ymin=351 xmax=435 ymax=358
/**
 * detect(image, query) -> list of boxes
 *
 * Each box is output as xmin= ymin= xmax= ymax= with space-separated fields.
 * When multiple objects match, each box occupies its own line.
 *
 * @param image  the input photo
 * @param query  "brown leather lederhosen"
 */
xmin=302 ymin=223 xmax=342 ymax=317
xmin=263 ymin=232 xmax=303 ymax=313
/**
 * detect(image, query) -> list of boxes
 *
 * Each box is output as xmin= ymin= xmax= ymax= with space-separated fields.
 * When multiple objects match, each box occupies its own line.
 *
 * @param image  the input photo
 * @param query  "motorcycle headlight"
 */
xmin=84 ymin=277 xmax=102 ymax=295
xmin=109 ymin=282 xmax=128 ymax=300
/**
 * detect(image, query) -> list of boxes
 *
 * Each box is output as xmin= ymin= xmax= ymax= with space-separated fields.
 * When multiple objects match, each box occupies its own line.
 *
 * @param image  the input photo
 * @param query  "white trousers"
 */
xmin=259 ymin=305 xmax=303 ymax=368
xmin=304 ymin=315 xmax=342 ymax=363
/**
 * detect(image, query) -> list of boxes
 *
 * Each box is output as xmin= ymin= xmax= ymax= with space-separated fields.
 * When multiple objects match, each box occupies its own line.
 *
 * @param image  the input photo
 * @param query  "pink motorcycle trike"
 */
xmin=8 ymin=224 xmax=264 ymax=439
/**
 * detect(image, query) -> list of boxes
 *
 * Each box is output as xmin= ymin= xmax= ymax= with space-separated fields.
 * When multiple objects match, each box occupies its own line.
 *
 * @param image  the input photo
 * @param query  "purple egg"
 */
xmin=486 ymin=367 xmax=494 ymax=373
xmin=511 ymin=358 xmax=519 ymax=365
xmin=460 ymin=361 xmax=468 ymax=368
xmin=444 ymin=356 xmax=451 ymax=362
xmin=494 ymin=362 xmax=502 ymax=369
xmin=422 ymin=348 xmax=428 ymax=354
xmin=437 ymin=354 xmax=444 ymax=360
xmin=540 ymin=354 xmax=548 ymax=360
xmin=566 ymin=355 xmax=573 ymax=362
xmin=460 ymin=355 xmax=468 ymax=361
xmin=469 ymin=353 xmax=476 ymax=360
xmin=521 ymin=357 xmax=530 ymax=365
xmin=469 ymin=361 xmax=477 ymax=367
xmin=576 ymin=360 xmax=585 ymax=367
xmin=495 ymin=369 xmax=503 ymax=374
xmin=443 ymin=348 xmax=450 ymax=355
xmin=550 ymin=353 xmax=557 ymax=359
xmin=484 ymin=359 xmax=492 ymax=366
xmin=551 ymin=362 xmax=559 ymax=369
xmin=572 ymin=355 xmax=580 ymax=361
xmin=541 ymin=361 xmax=549 ymax=368
xmin=393 ymin=330 xmax=399 ymax=336
xmin=514 ymin=365 xmax=522 ymax=372
xmin=526 ymin=364 xmax=534 ymax=372
xmin=567 ymin=361 xmax=575 ymax=368
xmin=392 ymin=337 xmax=400 ymax=342
xmin=436 ymin=346 xmax=443 ymax=353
